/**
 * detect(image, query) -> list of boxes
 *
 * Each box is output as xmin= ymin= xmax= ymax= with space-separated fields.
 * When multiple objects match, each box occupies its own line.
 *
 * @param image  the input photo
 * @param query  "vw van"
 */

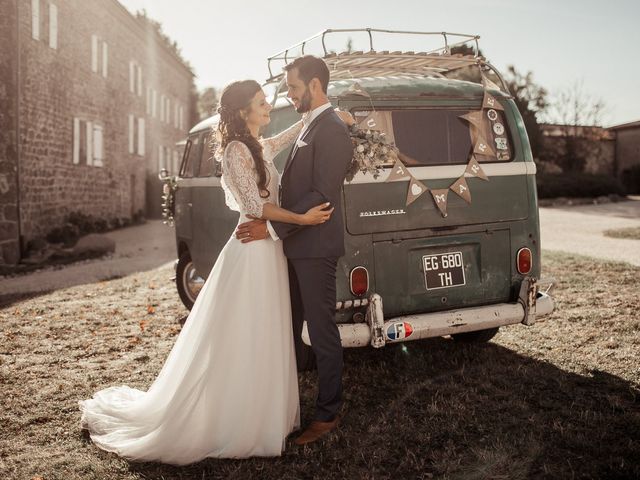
xmin=167 ymin=29 xmax=554 ymax=359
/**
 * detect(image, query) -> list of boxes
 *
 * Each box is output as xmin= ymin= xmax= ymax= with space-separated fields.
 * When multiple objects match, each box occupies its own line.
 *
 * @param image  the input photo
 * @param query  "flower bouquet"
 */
xmin=346 ymin=125 xmax=399 ymax=182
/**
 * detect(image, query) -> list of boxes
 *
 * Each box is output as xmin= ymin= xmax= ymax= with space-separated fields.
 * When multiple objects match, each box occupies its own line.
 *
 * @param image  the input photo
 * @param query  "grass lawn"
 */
xmin=1 ymin=251 xmax=638 ymax=479
xmin=603 ymin=226 xmax=640 ymax=240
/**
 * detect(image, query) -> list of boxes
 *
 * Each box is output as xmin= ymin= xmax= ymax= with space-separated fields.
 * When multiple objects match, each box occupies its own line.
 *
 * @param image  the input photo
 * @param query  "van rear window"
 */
xmin=353 ymin=109 xmax=512 ymax=166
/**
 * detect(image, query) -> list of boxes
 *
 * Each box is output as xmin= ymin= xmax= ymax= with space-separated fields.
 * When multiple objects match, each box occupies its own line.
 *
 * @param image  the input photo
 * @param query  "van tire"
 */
xmin=452 ymin=327 xmax=499 ymax=343
xmin=176 ymin=251 xmax=197 ymax=310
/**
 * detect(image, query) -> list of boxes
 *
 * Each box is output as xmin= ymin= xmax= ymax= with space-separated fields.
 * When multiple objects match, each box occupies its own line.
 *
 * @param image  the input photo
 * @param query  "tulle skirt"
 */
xmin=79 ymin=232 xmax=300 ymax=465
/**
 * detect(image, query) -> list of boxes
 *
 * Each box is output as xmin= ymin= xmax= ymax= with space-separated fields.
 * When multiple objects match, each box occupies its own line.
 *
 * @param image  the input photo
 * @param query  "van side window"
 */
xmin=180 ymin=135 xmax=201 ymax=178
xmin=198 ymin=132 xmax=221 ymax=177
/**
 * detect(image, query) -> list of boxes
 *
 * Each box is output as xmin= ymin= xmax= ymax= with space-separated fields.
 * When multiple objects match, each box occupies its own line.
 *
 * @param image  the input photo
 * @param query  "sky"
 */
xmin=117 ymin=0 xmax=639 ymax=127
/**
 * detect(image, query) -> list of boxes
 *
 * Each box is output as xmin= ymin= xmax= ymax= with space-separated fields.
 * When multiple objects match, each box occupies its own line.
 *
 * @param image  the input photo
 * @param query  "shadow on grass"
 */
xmin=118 ymin=338 xmax=639 ymax=480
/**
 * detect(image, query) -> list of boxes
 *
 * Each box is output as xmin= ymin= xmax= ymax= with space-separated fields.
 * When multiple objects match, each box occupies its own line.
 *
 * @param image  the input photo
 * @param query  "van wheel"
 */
xmin=176 ymin=251 xmax=204 ymax=310
xmin=452 ymin=327 xmax=499 ymax=343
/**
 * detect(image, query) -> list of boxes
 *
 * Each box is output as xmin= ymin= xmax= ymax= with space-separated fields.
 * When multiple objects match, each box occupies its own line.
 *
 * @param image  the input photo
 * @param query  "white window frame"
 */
xmin=128 ymin=114 xmax=135 ymax=154
xmin=73 ymin=118 xmax=80 ymax=164
xmin=86 ymin=121 xmax=93 ymax=166
xmin=160 ymin=94 xmax=165 ymax=122
xmin=158 ymin=145 xmax=165 ymax=172
xmin=31 ymin=0 xmax=40 ymax=40
xmin=151 ymin=89 xmax=157 ymax=118
xmin=91 ymin=35 xmax=99 ymax=73
xmin=49 ymin=3 xmax=57 ymax=49
xmin=92 ymin=124 xmax=104 ymax=167
xmin=137 ymin=118 xmax=145 ymax=156
xmin=101 ymin=41 xmax=108 ymax=78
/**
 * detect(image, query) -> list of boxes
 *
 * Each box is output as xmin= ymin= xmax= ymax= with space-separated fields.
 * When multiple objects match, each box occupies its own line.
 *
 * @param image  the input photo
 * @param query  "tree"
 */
xmin=197 ymin=87 xmax=219 ymax=121
xmin=504 ymin=66 xmax=548 ymax=158
xmin=547 ymin=80 xmax=608 ymax=172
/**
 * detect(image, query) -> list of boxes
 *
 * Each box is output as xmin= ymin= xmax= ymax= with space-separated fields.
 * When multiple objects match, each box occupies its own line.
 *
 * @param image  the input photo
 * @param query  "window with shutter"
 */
xmin=73 ymin=118 xmax=80 ymax=164
xmin=128 ymin=114 xmax=135 ymax=154
xmin=49 ymin=4 xmax=57 ymax=49
xmin=31 ymin=0 xmax=40 ymax=40
xmin=93 ymin=125 xmax=104 ymax=167
xmin=160 ymin=94 xmax=165 ymax=122
xmin=91 ymin=35 xmax=99 ymax=73
xmin=137 ymin=118 xmax=145 ymax=156
xmin=102 ymin=41 xmax=108 ymax=77
xmin=152 ymin=89 xmax=157 ymax=118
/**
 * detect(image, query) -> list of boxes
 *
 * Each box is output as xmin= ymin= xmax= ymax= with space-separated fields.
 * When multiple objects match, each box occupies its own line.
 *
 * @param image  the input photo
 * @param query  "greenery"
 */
xmin=160 ymin=175 xmax=179 ymax=226
xmin=346 ymin=125 xmax=399 ymax=182
xmin=603 ymin=227 xmax=640 ymax=240
xmin=536 ymin=173 xmax=625 ymax=199
xmin=621 ymin=164 xmax=640 ymax=194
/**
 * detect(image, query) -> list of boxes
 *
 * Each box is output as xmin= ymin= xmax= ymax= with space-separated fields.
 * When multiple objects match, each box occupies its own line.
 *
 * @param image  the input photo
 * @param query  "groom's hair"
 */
xmin=284 ymin=55 xmax=330 ymax=94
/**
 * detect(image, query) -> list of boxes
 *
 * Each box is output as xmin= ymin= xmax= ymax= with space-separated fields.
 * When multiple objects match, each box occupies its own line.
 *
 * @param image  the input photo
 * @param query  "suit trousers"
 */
xmin=288 ymin=257 xmax=343 ymax=422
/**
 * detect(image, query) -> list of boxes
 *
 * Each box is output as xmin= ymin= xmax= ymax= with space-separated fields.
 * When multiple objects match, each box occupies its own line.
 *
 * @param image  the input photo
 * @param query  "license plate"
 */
xmin=422 ymin=251 xmax=466 ymax=290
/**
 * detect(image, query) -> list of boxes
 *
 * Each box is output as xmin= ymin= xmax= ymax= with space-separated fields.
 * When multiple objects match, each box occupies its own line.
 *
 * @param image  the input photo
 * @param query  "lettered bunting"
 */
xmin=449 ymin=176 xmax=471 ymax=203
xmin=465 ymin=156 xmax=489 ymax=181
xmin=406 ymin=177 xmax=428 ymax=206
xmin=430 ymin=189 xmax=449 ymax=217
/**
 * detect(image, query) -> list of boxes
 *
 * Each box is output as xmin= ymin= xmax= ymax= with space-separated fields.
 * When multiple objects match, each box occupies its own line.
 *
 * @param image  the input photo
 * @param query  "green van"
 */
xmin=166 ymin=29 xmax=554 ymax=349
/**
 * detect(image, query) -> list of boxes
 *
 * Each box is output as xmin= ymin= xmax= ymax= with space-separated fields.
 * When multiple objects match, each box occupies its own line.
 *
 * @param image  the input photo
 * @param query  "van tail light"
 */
xmin=517 ymin=248 xmax=532 ymax=274
xmin=350 ymin=266 xmax=369 ymax=297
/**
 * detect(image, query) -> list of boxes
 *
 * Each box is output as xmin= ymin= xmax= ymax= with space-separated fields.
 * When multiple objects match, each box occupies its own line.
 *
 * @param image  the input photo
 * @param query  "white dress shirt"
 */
xmin=266 ymin=102 xmax=333 ymax=241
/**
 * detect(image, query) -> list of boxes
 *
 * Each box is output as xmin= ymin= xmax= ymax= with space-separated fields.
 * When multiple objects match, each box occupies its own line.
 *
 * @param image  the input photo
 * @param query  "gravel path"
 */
xmin=540 ymin=199 xmax=640 ymax=266
xmin=0 ymin=220 xmax=177 ymax=299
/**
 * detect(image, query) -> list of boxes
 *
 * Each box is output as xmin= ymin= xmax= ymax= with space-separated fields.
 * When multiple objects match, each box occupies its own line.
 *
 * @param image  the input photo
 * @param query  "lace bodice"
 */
xmin=221 ymin=121 xmax=302 ymax=218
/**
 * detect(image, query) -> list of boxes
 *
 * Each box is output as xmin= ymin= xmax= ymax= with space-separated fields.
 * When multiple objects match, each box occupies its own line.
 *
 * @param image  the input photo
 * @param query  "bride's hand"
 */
xmin=335 ymin=109 xmax=355 ymax=127
xmin=301 ymin=202 xmax=334 ymax=225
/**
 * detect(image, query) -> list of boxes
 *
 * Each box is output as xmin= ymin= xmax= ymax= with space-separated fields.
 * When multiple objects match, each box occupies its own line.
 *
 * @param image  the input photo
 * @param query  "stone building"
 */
xmin=608 ymin=120 xmax=640 ymax=178
xmin=0 ymin=0 xmax=195 ymax=265
xmin=538 ymin=123 xmax=616 ymax=175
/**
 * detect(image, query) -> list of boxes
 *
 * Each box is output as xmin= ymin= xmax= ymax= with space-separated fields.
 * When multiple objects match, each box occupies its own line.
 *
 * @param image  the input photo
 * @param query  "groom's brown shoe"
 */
xmin=294 ymin=417 xmax=340 ymax=445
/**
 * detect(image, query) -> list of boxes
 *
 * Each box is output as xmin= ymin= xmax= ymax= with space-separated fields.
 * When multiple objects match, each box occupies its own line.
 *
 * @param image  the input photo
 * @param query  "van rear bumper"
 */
xmin=302 ymin=279 xmax=554 ymax=348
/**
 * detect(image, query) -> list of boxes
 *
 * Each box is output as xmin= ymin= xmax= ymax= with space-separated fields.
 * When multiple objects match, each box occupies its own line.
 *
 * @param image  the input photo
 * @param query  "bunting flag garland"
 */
xmin=465 ymin=156 xmax=489 ymax=181
xmin=346 ymin=81 xmax=371 ymax=97
xmin=459 ymin=111 xmax=484 ymax=130
xmin=473 ymin=136 xmax=496 ymax=157
xmin=385 ymin=158 xmax=412 ymax=182
xmin=430 ymin=189 xmax=449 ymax=217
xmin=355 ymin=72 xmax=511 ymax=218
xmin=406 ymin=177 xmax=428 ymax=205
xmin=482 ymin=90 xmax=504 ymax=111
xmin=450 ymin=176 xmax=472 ymax=203
xmin=481 ymin=74 xmax=502 ymax=92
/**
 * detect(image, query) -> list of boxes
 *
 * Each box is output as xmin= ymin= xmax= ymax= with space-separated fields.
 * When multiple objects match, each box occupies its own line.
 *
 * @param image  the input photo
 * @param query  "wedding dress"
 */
xmin=79 ymin=121 xmax=303 ymax=465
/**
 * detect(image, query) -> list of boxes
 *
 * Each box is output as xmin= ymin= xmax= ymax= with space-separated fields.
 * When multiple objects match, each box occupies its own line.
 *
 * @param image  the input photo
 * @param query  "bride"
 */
xmin=79 ymin=79 xmax=342 ymax=465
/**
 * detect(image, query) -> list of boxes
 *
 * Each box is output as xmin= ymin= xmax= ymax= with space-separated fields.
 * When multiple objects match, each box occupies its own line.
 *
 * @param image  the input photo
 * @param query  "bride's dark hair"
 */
xmin=216 ymin=80 xmax=269 ymax=198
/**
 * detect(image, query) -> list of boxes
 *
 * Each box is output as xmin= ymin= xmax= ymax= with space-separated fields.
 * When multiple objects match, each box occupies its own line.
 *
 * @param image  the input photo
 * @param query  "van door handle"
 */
xmin=187 ymin=202 xmax=193 ymax=207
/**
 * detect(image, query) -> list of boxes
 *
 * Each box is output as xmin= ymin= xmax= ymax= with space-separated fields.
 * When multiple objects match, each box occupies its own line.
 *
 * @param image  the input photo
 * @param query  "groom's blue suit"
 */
xmin=271 ymin=106 xmax=352 ymax=422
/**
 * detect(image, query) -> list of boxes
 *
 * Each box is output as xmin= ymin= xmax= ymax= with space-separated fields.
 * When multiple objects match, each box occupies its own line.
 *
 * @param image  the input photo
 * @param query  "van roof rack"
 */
xmin=265 ymin=28 xmax=509 ymax=93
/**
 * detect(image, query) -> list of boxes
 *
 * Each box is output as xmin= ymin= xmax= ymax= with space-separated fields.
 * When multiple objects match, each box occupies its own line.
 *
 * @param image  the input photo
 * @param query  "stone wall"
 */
xmin=0 ymin=0 xmax=21 ymax=264
xmin=2 ymin=0 xmax=194 ymax=264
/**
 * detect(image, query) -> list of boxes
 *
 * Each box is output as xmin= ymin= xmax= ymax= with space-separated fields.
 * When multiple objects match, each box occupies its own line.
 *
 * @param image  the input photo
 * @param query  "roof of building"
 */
xmin=607 ymin=120 xmax=640 ymax=131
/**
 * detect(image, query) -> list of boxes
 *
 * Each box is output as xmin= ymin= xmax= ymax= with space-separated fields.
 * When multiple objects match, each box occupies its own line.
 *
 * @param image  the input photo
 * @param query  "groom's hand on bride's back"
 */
xmin=236 ymin=217 xmax=269 ymax=243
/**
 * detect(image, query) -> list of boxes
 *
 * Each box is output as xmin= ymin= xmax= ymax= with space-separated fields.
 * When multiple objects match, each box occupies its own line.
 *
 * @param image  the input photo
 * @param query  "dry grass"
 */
xmin=603 ymin=226 xmax=640 ymax=240
xmin=0 ymin=251 xmax=638 ymax=479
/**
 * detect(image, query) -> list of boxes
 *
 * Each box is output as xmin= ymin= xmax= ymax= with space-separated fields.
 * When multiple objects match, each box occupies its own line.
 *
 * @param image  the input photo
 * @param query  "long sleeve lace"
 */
xmin=221 ymin=141 xmax=264 ymax=218
xmin=261 ymin=120 xmax=303 ymax=161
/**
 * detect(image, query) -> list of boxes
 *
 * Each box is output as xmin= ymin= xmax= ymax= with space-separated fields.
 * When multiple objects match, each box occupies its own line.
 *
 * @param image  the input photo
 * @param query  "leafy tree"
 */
xmin=197 ymin=87 xmax=219 ymax=121
xmin=504 ymin=66 xmax=548 ymax=158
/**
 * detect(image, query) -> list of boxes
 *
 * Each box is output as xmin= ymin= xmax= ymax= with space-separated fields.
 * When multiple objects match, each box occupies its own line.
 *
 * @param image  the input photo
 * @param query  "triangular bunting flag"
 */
xmin=473 ymin=136 xmax=496 ymax=158
xmin=465 ymin=156 xmax=489 ymax=181
xmin=430 ymin=189 xmax=449 ymax=217
xmin=385 ymin=159 xmax=411 ymax=182
xmin=482 ymin=90 xmax=504 ymax=111
xmin=345 ymin=81 xmax=371 ymax=97
xmin=406 ymin=177 xmax=428 ymax=206
xmin=450 ymin=176 xmax=472 ymax=204
xmin=459 ymin=111 xmax=484 ymax=130
xmin=481 ymin=74 xmax=502 ymax=92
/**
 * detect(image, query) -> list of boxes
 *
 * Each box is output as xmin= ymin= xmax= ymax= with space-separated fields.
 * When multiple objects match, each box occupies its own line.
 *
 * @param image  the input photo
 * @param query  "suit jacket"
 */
xmin=271 ymin=107 xmax=353 ymax=259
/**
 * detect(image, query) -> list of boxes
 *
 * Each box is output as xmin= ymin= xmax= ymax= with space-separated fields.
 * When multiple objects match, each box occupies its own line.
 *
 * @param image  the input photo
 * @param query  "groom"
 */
xmin=235 ymin=55 xmax=352 ymax=445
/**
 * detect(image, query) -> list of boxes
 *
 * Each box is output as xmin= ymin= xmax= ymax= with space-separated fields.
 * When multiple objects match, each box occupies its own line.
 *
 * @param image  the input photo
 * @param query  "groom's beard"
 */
xmin=295 ymin=88 xmax=312 ymax=114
